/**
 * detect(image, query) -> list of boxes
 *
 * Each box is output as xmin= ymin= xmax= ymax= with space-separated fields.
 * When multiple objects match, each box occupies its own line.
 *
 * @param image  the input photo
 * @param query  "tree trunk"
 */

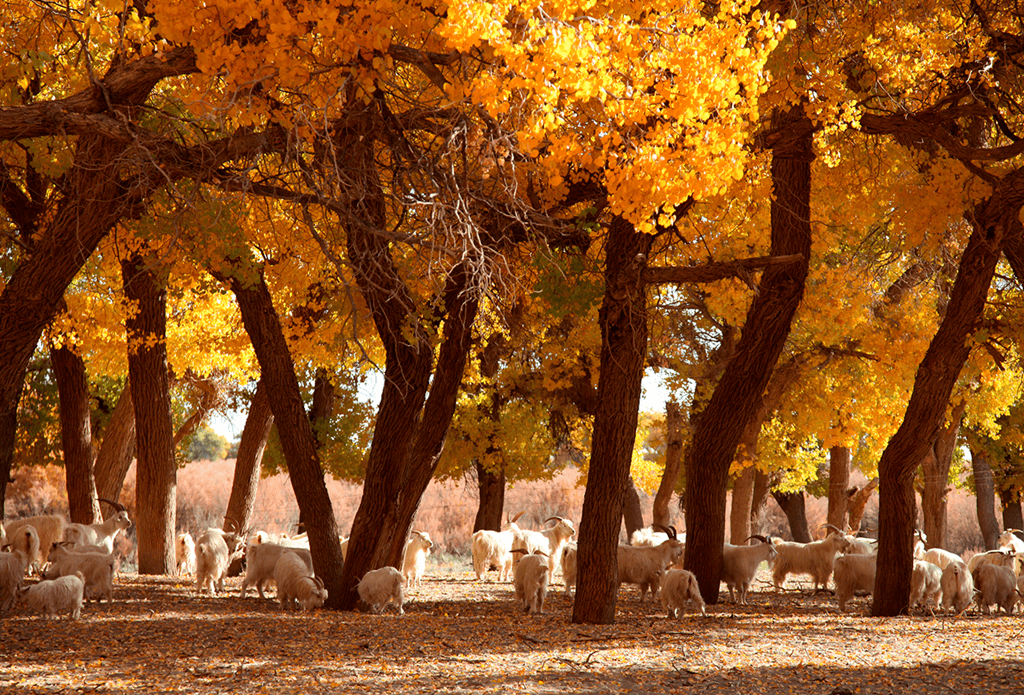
xmin=51 ymin=342 xmax=100 ymax=523
xmin=970 ymin=447 xmax=1000 ymax=550
xmin=920 ymin=402 xmax=965 ymax=549
xmin=224 ymin=266 xmax=346 ymax=606
xmin=827 ymin=446 xmax=851 ymax=533
xmin=652 ymin=400 xmax=683 ymax=528
xmin=623 ymin=477 xmax=645 ymax=540
xmin=297 ymin=369 xmax=334 ymax=534
xmin=473 ymin=460 xmax=505 ymax=533
xmin=772 ymin=491 xmax=812 ymax=542
xmin=93 ymin=382 xmax=137 ymax=503
xmin=750 ymin=468 xmax=771 ymax=535
xmin=872 ymin=177 xmax=1018 ymax=617
xmin=730 ymin=466 xmax=755 ymax=543
xmin=1000 ymin=487 xmax=1024 ymax=533
xmin=123 ymin=255 xmax=177 ymax=575
xmin=573 ymin=214 xmax=652 ymax=625
xmin=846 ymin=479 xmax=878 ymax=534
xmin=224 ymin=378 xmax=274 ymax=535
xmin=684 ymin=107 xmax=813 ymax=603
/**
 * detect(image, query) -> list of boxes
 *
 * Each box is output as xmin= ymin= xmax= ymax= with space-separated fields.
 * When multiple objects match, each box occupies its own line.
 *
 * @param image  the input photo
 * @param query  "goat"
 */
xmin=617 ymin=525 xmax=685 ymax=602
xmin=561 ymin=542 xmax=578 ymax=596
xmin=20 ymin=571 xmax=86 ymax=619
xmin=402 ymin=531 xmax=433 ymax=589
xmin=921 ymin=547 xmax=962 ymax=571
xmin=721 ymin=535 xmax=777 ymax=605
xmin=0 ymin=533 xmax=36 ymax=612
xmin=63 ymin=499 xmax=132 ymax=554
xmin=513 ymin=551 xmax=549 ymax=615
xmin=660 ymin=569 xmax=705 ymax=617
xmin=471 ymin=529 xmax=514 ymax=582
xmin=6 ymin=524 xmax=40 ymax=571
xmin=508 ymin=513 xmax=576 ymax=581
xmin=972 ymin=563 xmax=1018 ymax=615
xmin=966 ymin=548 xmax=1016 ymax=575
xmin=998 ymin=529 xmax=1024 ymax=555
xmin=273 ymin=552 xmax=326 ymax=611
xmin=910 ymin=559 xmax=942 ymax=610
xmin=940 ymin=560 xmax=975 ymax=614
xmin=240 ymin=542 xmax=313 ymax=599
xmin=195 ymin=524 xmax=244 ymax=596
xmin=43 ymin=544 xmax=114 ymax=603
xmin=771 ymin=529 xmax=852 ymax=591
xmin=833 ymin=553 xmax=877 ymax=612
xmin=357 ymin=566 xmax=405 ymax=614
xmin=175 ymin=532 xmax=196 ymax=576
xmin=4 ymin=515 xmax=63 ymax=570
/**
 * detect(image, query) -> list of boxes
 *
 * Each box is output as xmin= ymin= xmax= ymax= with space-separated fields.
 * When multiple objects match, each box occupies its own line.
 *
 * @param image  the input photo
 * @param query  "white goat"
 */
xmin=240 ymin=542 xmax=313 ymax=599
xmin=973 ymin=563 xmax=1018 ymax=615
xmin=20 ymin=571 xmax=86 ymax=619
xmin=721 ymin=535 xmax=778 ymax=605
xmin=0 ymin=533 xmax=36 ymax=612
xmin=195 ymin=526 xmax=243 ymax=596
xmin=357 ymin=566 xmax=405 ymax=614
xmin=4 ymin=515 xmax=62 ymax=569
xmin=999 ymin=529 xmax=1024 ymax=554
xmin=940 ymin=560 xmax=975 ymax=614
xmin=631 ymin=527 xmax=669 ymax=547
xmin=508 ymin=513 xmax=576 ymax=581
xmin=617 ymin=525 xmax=685 ymax=602
xmin=63 ymin=499 xmax=132 ymax=554
xmin=5 ymin=524 xmax=40 ymax=570
xmin=821 ymin=524 xmax=876 ymax=556
xmin=471 ymin=529 xmax=514 ymax=582
xmin=402 ymin=531 xmax=433 ymax=589
xmin=833 ymin=553 xmax=877 ymax=612
xmin=561 ymin=542 xmax=578 ymax=596
xmin=660 ymin=568 xmax=705 ymax=617
xmin=43 ymin=544 xmax=114 ymax=603
xmin=176 ymin=533 xmax=196 ymax=577
xmin=910 ymin=559 xmax=942 ymax=609
xmin=273 ymin=552 xmax=326 ymax=611
xmin=966 ymin=548 xmax=1016 ymax=575
xmin=921 ymin=547 xmax=962 ymax=570
xmin=771 ymin=531 xmax=852 ymax=591
xmin=513 ymin=552 xmax=549 ymax=615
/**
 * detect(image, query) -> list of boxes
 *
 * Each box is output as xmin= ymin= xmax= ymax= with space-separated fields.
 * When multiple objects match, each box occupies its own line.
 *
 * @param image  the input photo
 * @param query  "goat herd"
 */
xmin=3 ymin=507 xmax=1023 ymax=621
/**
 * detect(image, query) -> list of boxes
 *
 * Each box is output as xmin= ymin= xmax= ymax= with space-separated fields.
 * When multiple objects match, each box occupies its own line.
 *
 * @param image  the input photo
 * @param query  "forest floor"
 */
xmin=2 ymin=563 xmax=1023 ymax=695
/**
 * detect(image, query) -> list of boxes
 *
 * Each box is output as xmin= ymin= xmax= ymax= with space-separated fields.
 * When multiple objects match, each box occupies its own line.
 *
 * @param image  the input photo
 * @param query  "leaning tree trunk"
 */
xmin=93 ymin=383 xmax=137 ymax=503
xmin=684 ymin=107 xmax=813 ymax=603
xmin=920 ymin=401 xmax=965 ymax=549
xmin=827 ymin=446 xmax=851 ymax=533
xmin=847 ymin=479 xmax=878 ymax=533
xmin=473 ymin=460 xmax=506 ymax=533
xmin=871 ymin=175 xmax=1020 ymax=616
xmin=224 ymin=378 xmax=274 ymax=534
xmin=123 ymin=255 xmax=177 ymax=575
xmin=970 ymin=447 xmax=1000 ymax=549
xmin=51 ymin=342 xmax=100 ymax=524
xmin=772 ymin=491 xmax=812 ymax=542
xmin=651 ymin=400 xmax=684 ymax=528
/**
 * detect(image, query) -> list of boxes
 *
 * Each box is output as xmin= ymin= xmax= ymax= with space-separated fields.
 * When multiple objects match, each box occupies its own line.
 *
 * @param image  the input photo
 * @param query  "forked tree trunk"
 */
xmin=872 ymin=177 xmax=1019 ymax=616
xmin=970 ymin=447 xmax=1000 ymax=550
xmin=93 ymin=383 xmax=137 ymax=503
xmin=123 ymin=255 xmax=177 ymax=575
xmin=224 ymin=379 xmax=274 ymax=535
xmin=573 ymin=214 xmax=652 ymax=625
xmin=473 ymin=460 xmax=505 ymax=532
xmin=684 ymin=107 xmax=813 ymax=603
xmin=772 ymin=491 xmax=812 ymax=542
xmin=51 ymin=342 xmax=100 ymax=523
xmin=920 ymin=402 xmax=965 ymax=549
xmin=652 ymin=400 xmax=683 ymax=528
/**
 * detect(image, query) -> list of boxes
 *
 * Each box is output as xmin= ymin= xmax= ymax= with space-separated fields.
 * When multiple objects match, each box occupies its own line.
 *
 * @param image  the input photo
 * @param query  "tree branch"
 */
xmin=643 ymin=254 xmax=803 ymax=286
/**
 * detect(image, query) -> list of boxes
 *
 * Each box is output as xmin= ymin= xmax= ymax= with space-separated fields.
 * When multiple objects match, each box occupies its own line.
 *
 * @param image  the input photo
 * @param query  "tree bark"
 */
xmin=970 ymin=447 xmax=1000 ymax=549
xmin=123 ymin=255 xmax=177 ymax=575
xmin=684 ymin=107 xmax=813 ymax=603
xmin=827 ymin=446 xmax=851 ymax=532
xmin=652 ymin=400 xmax=683 ymax=528
xmin=224 ymin=378 xmax=274 ymax=535
xmin=93 ymin=383 xmax=137 ymax=503
xmin=920 ymin=401 xmax=965 ymax=549
xmin=623 ymin=477 xmax=645 ymax=540
xmin=1000 ymin=487 xmax=1024 ymax=532
xmin=572 ymin=215 xmax=652 ymax=624
xmin=772 ymin=491 xmax=812 ymax=542
xmin=297 ymin=369 xmax=334 ymax=534
xmin=847 ymin=479 xmax=878 ymax=534
xmin=51 ymin=342 xmax=100 ymax=524
xmin=730 ymin=466 xmax=755 ymax=543
xmin=872 ymin=175 xmax=1021 ymax=616
xmin=473 ymin=460 xmax=506 ymax=533
xmin=750 ymin=468 xmax=772 ymax=535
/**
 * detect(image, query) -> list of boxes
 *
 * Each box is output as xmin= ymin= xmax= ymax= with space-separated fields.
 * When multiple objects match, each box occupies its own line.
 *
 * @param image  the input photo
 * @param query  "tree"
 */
xmin=186 ymin=428 xmax=230 ymax=462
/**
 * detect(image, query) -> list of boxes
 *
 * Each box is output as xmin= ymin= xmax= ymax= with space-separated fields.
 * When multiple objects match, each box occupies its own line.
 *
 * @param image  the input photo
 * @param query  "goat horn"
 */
xmin=97 ymin=497 xmax=126 ymax=513
xmin=223 ymin=517 xmax=240 ymax=533
xmin=744 ymin=534 xmax=768 ymax=544
xmin=511 ymin=511 xmax=526 ymax=523
xmin=822 ymin=524 xmax=845 ymax=535
xmin=314 ymin=576 xmax=325 ymax=590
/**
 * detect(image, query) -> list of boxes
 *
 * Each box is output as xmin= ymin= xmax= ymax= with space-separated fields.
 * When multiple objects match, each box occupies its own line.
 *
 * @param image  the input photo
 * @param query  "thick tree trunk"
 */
xmin=872 ymin=179 xmax=1019 ymax=616
xmin=1000 ymin=488 xmax=1024 ymax=532
xmin=224 ymin=378 xmax=274 ymax=534
xmin=93 ymin=383 xmax=137 ymax=503
xmin=623 ymin=478 xmax=645 ymax=540
xmin=224 ymin=267 xmax=345 ymax=605
xmin=827 ymin=446 xmax=851 ymax=532
xmin=730 ymin=466 xmax=755 ymax=543
xmin=51 ymin=342 xmax=100 ymax=523
xmin=920 ymin=402 xmax=964 ymax=549
xmin=772 ymin=491 xmax=812 ymax=542
xmin=573 ymin=215 xmax=652 ymax=625
xmin=750 ymin=468 xmax=771 ymax=535
xmin=473 ymin=460 xmax=505 ymax=533
xmin=652 ymin=400 xmax=683 ymax=528
xmin=123 ymin=255 xmax=177 ymax=575
xmin=684 ymin=108 xmax=813 ymax=603
xmin=970 ymin=447 xmax=1000 ymax=549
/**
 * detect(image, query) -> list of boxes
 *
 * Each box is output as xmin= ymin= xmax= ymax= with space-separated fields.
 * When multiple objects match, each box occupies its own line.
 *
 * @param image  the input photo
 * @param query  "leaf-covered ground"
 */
xmin=3 ymin=565 xmax=1023 ymax=694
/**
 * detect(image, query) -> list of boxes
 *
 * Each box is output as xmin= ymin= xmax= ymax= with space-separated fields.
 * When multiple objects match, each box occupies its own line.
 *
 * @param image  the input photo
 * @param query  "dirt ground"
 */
xmin=2 ymin=564 xmax=1023 ymax=695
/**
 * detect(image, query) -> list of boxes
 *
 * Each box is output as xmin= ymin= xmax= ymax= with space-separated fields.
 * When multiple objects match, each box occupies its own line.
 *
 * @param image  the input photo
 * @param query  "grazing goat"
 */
xmin=561 ymin=542 xmax=578 ymax=596
xmin=195 ymin=525 xmax=243 ymax=596
xmin=471 ymin=529 xmax=514 ymax=582
xmin=660 ymin=569 xmax=705 ymax=617
xmin=273 ymin=552 xmax=326 ymax=611
xmin=973 ymin=563 xmax=1018 ymax=615
xmin=833 ymin=553 xmax=877 ymax=612
xmin=910 ymin=559 xmax=942 ymax=609
xmin=43 ymin=544 xmax=114 ymax=603
xmin=508 ymin=513 xmax=576 ymax=581
xmin=921 ymin=547 xmax=962 ymax=571
xmin=240 ymin=542 xmax=313 ymax=599
xmin=4 ymin=515 xmax=62 ymax=569
xmin=617 ymin=525 xmax=685 ymax=602
xmin=20 ymin=571 xmax=86 ymax=619
xmin=513 ymin=551 xmax=549 ymax=615
xmin=940 ymin=560 xmax=975 ymax=614
xmin=63 ymin=499 xmax=132 ymax=554
xmin=771 ymin=530 xmax=852 ymax=591
xmin=402 ymin=531 xmax=433 ymax=589
xmin=357 ymin=567 xmax=405 ymax=614
xmin=721 ymin=535 xmax=777 ymax=605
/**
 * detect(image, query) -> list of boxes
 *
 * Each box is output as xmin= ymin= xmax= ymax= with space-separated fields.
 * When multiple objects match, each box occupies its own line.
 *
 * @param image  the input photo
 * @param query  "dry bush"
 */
xmin=945 ymin=488 xmax=985 ymax=555
xmin=3 ymin=464 xmax=68 ymax=519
